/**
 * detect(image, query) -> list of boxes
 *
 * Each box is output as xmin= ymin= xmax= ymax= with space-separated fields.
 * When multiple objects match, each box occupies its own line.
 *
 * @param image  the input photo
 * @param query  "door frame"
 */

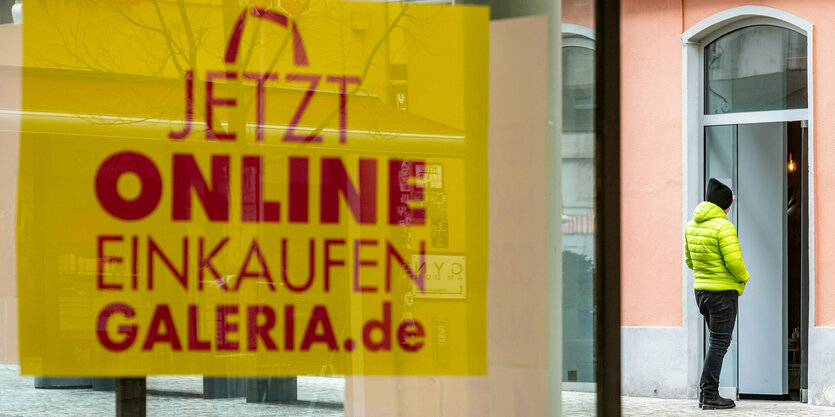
xmin=681 ymin=5 xmax=814 ymax=397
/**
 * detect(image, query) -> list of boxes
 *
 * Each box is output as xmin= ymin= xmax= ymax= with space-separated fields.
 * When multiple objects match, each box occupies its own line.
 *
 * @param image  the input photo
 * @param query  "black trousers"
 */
xmin=695 ymin=289 xmax=738 ymax=397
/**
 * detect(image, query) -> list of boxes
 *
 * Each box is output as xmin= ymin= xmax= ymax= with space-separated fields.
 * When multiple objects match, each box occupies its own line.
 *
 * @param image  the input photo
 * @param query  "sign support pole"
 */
xmin=594 ymin=0 xmax=622 ymax=414
xmin=116 ymin=378 xmax=146 ymax=417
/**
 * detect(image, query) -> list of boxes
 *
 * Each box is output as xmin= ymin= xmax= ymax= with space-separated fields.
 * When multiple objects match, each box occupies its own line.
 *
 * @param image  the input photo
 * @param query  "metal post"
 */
xmin=800 ymin=121 xmax=809 ymax=402
xmin=546 ymin=0 xmax=563 ymax=415
xmin=594 ymin=0 xmax=621 ymax=415
xmin=116 ymin=378 xmax=146 ymax=417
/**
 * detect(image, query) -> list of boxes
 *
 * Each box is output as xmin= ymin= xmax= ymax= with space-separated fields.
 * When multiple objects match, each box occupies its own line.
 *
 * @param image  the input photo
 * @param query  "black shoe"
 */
xmin=698 ymin=391 xmax=703 ymax=409
xmin=702 ymin=395 xmax=735 ymax=410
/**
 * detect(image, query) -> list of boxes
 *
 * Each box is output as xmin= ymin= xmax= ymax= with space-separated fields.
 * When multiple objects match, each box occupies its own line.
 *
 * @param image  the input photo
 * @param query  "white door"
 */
xmin=737 ymin=122 xmax=788 ymax=396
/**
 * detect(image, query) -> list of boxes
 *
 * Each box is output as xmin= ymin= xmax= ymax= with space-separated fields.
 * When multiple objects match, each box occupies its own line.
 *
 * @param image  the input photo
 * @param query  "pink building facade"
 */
xmin=621 ymin=0 xmax=835 ymax=406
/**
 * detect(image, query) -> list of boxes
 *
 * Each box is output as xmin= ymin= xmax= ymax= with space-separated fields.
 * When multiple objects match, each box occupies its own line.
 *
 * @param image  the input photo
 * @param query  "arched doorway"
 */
xmin=683 ymin=7 xmax=812 ymax=401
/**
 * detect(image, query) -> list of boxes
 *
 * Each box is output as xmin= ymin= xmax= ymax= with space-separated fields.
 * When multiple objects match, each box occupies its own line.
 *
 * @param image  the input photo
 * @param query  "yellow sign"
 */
xmin=18 ymin=0 xmax=487 ymax=376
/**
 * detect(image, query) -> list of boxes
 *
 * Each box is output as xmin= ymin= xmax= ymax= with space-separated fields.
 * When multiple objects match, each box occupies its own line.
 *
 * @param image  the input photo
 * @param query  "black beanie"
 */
xmin=706 ymin=178 xmax=734 ymax=210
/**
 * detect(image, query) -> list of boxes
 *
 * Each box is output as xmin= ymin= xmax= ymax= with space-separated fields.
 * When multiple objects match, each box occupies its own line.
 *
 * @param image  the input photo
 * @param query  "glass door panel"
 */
xmin=704 ymin=122 xmax=790 ymax=397
xmin=704 ymin=125 xmax=740 ymax=394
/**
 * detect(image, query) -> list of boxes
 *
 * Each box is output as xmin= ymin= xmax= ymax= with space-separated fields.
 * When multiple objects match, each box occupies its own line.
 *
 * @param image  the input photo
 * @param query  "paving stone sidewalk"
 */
xmin=563 ymin=391 xmax=835 ymax=416
xmin=0 ymin=365 xmax=343 ymax=416
xmin=4 ymin=365 xmax=835 ymax=416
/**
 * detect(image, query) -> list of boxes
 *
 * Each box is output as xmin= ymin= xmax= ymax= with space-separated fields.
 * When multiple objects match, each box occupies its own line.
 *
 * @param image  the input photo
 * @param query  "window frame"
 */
xmin=700 ymin=19 xmax=809 ymax=126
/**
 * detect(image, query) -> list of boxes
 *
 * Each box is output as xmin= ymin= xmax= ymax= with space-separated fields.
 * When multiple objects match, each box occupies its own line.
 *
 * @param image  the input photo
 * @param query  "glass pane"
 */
xmin=561 ymin=43 xmax=595 ymax=384
xmin=562 ymin=46 xmax=595 ymax=133
xmin=6 ymin=1 xmax=495 ymax=415
xmin=705 ymin=25 xmax=807 ymax=114
xmin=0 ymin=0 xmax=612 ymax=415
xmin=560 ymin=1 xmax=596 ymax=413
xmin=704 ymin=125 xmax=739 ymax=391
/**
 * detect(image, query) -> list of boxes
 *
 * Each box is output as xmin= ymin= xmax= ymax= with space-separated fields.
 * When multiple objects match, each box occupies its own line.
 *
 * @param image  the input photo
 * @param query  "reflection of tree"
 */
xmin=40 ymin=1 xmax=204 ymax=74
xmin=562 ymin=250 xmax=593 ymax=294
xmin=34 ymin=0 xmax=218 ymax=124
xmin=562 ymin=249 xmax=594 ymax=382
xmin=111 ymin=0 xmax=203 ymax=74
xmin=301 ymin=3 xmax=453 ymax=143
xmin=35 ymin=0 xmax=451 ymax=143
xmin=562 ymin=250 xmax=594 ymax=338
xmin=562 ymin=250 xmax=594 ymax=327
xmin=306 ymin=2 xmax=408 ymax=143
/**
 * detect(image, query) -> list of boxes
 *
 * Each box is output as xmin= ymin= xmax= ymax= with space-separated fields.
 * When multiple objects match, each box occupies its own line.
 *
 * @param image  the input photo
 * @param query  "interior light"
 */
xmin=787 ymin=153 xmax=797 ymax=173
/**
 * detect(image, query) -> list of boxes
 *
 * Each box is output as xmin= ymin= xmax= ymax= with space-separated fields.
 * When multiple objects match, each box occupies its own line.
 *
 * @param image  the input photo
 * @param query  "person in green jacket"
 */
xmin=685 ymin=178 xmax=750 ymax=410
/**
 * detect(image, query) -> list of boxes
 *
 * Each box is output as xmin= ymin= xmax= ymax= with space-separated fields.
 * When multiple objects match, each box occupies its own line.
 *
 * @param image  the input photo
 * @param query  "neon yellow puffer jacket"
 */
xmin=684 ymin=201 xmax=750 ymax=295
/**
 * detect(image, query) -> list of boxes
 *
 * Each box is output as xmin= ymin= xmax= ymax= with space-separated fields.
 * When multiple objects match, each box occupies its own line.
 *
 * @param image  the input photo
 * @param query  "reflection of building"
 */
xmin=561 ymin=24 xmax=595 ymax=386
